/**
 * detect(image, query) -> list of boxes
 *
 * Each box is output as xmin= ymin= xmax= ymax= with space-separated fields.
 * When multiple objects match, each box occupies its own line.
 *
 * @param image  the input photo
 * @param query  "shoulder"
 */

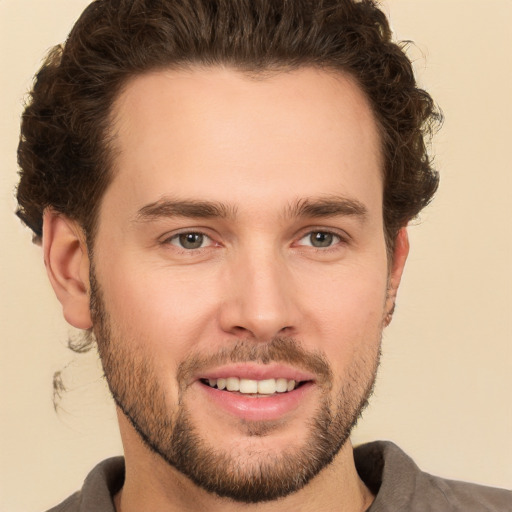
xmin=429 ymin=475 xmax=512 ymax=511
xmin=45 ymin=492 xmax=81 ymax=512
xmin=354 ymin=441 xmax=511 ymax=512
xmin=45 ymin=457 xmax=125 ymax=512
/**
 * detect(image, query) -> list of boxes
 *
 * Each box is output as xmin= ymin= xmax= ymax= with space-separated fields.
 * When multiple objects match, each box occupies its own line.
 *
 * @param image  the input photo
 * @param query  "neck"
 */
xmin=115 ymin=413 xmax=373 ymax=512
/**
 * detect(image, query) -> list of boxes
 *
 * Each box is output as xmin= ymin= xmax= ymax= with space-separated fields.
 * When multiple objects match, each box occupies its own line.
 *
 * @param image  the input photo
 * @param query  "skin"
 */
xmin=44 ymin=66 xmax=409 ymax=512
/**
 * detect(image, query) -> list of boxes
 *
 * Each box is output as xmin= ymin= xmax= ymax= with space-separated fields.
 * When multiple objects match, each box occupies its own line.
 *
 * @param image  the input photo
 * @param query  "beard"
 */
xmin=89 ymin=268 xmax=381 ymax=503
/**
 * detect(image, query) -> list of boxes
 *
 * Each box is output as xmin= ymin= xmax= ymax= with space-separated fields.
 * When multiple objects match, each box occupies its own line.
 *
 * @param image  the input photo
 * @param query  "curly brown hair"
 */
xmin=16 ymin=0 xmax=441 ymax=250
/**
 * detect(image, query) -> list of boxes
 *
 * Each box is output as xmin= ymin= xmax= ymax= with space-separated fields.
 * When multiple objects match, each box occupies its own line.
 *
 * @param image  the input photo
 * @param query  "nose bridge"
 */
xmin=220 ymin=238 xmax=297 ymax=340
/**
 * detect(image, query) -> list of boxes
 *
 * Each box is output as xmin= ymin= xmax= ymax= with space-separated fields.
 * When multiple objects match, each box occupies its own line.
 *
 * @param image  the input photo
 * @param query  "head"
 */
xmin=16 ymin=0 xmax=440 ymax=504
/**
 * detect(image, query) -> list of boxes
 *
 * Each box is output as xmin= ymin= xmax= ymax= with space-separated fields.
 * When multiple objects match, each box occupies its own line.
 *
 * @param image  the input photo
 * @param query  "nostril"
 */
xmin=231 ymin=326 xmax=252 ymax=336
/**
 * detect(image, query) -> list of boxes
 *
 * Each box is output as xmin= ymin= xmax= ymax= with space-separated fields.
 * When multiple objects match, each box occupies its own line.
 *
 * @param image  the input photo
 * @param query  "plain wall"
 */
xmin=1 ymin=1 xmax=511 ymax=510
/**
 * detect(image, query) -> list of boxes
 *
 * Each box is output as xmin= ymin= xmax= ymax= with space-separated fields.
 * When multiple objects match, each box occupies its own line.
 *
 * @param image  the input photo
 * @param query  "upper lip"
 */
xmin=196 ymin=363 xmax=316 ymax=383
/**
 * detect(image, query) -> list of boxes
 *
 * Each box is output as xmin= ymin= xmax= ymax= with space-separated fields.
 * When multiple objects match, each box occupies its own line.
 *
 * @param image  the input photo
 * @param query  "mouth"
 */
xmin=200 ymin=377 xmax=308 ymax=396
xmin=194 ymin=365 xmax=316 ymax=422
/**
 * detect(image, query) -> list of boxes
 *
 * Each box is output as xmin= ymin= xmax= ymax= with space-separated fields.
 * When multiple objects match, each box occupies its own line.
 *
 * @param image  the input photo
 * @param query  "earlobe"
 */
xmin=43 ymin=209 xmax=93 ymax=329
xmin=384 ymin=227 xmax=410 ymax=326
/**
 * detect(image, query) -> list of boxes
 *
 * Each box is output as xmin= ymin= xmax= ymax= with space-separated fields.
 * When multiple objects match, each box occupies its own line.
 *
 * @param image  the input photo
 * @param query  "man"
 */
xmin=14 ymin=0 xmax=511 ymax=510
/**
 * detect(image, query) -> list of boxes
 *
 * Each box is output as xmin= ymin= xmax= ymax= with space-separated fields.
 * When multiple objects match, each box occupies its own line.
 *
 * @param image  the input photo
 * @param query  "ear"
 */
xmin=384 ymin=227 xmax=409 ymax=326
xmin=43 ymin=209 xmax=92 ymax=329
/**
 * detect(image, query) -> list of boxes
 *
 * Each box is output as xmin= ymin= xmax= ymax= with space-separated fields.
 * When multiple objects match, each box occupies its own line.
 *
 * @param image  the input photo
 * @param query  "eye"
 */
xmin=297 ymin=231 xmax=341 ymax=248
xmin=168 ymin=232 xmax=212 ymax=250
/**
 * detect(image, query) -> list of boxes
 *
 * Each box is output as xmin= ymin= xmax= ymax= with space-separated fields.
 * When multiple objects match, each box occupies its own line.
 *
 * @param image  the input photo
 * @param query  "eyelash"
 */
xmin=163 ymin=231 xmax=215 ymax=251
xmin=295 ymin=230 xmax=344 ymax=250
xmin=161 ymin=228 xmax=349 ymax=253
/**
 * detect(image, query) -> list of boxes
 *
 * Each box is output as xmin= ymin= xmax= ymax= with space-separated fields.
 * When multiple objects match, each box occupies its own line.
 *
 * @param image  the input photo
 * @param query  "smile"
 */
xmin=201 ymin=377 xmax=301 ymax=395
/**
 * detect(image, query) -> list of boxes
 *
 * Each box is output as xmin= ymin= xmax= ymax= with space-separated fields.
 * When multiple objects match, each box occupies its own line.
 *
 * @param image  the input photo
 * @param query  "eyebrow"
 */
xmin=285 ymin=195 xmax=368 ymax=221
xmin=135 ymin=199 xmax=237 ymax=222
xmin=134 ymin=195 xmax=367 ymax=223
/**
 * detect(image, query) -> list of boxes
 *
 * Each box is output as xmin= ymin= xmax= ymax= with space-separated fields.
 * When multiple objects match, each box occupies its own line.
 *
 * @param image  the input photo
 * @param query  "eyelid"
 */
xmin=294 ymin=227 xmax=350 ymax=245
xmin=295 ymin=233 xmax=339 ymax=251
xmin=160 ymin=228 xmax=216 ymax=247
xmin=157 ymin=226 xmax=350 ymax=251
xmin=172 ymin=233 xmax=213 ymax=249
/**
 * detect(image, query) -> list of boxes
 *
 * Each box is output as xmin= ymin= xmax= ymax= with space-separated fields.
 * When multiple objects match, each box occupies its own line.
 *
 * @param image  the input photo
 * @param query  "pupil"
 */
xmin=311 ymin=232 xmax=333 ymax=247
xmin=179 ymin=233 xmax=203 ymax=249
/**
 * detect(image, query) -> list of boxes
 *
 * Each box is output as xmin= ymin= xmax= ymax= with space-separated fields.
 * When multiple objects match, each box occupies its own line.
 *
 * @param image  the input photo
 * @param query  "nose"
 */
xmin=218 ymin=245 xmax=299 ymax=341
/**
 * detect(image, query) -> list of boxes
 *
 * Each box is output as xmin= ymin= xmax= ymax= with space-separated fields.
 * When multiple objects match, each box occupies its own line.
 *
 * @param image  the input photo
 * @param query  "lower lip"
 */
xmin=197 ymin=381 xmax=315 ymax=422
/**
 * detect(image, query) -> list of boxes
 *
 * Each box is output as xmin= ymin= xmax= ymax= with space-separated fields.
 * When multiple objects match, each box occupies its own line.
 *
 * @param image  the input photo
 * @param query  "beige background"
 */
xmin=1 ymin=1 xmax=511 ymax=510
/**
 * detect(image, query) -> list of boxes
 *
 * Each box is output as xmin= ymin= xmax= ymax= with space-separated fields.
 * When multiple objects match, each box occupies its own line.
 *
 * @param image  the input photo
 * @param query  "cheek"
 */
xmin=299 ymin=263 xmax=388 ymax=357
xmin=302 ymin=257 xmax=388 ymax=315
xmin=96 ymin=256 xmax=222 ymax=356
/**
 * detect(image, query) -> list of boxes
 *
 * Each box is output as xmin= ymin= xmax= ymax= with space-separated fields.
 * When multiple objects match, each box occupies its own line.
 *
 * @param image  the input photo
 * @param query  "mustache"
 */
xmin=176 ymin=337 xmax=332 ymax=388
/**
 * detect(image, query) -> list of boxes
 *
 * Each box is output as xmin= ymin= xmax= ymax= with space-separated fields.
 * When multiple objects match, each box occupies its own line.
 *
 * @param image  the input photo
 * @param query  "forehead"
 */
xmin=105 ymin=66 xmax=382 ymax=220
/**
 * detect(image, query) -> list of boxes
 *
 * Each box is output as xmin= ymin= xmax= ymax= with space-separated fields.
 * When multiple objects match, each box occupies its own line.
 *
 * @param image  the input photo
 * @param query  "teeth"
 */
xmin=204 ymin=377 xmax=300 ymax=394
xmin=240 ymin=378 xmax=258 ymax=393
xmin=226 ymin=377 xmax=240 ymax=391
xmin=275 ymin=378 xmax=288 ymax=393
xmin=257 ymin=379 xmax=277 ymax=394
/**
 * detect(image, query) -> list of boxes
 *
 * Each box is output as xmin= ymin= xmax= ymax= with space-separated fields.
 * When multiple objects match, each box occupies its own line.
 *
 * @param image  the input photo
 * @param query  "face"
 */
xmin=89 ymin=67 xmax=401 ymax=502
